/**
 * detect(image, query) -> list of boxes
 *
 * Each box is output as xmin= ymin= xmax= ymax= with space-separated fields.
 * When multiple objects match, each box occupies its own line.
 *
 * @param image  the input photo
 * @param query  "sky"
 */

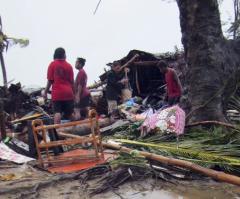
xmin=0 ymin=0 xmax=234 ymax=88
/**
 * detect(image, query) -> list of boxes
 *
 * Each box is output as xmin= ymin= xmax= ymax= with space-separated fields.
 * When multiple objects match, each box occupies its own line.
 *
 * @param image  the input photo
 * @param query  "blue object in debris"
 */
xmin=125 ymin=98 xmax=135 ymax=107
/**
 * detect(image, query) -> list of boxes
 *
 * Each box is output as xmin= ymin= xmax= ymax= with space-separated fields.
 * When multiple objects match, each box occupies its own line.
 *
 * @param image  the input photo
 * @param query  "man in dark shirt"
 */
xmin=106 ymin=54 xmax=139 ymax=119
xmin=106 ymin=61 xmax=126 ymax=118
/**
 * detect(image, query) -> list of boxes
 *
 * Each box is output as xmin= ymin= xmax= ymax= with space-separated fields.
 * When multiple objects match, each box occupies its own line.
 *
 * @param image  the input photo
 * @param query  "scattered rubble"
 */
xmin=0 ymin=49 xmax=240 ymax=198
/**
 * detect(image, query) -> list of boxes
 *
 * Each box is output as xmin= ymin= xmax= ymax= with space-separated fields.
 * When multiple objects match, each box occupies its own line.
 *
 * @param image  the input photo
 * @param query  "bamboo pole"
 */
xmin=115 ymin=139 xmax=240 ymax=165
xmin=49 ymin=133 xmax=240 ymax=186
xmin=103 ymin=142 xmax=240 ymax=186
xmin=34 ymin=118 xmax=109 ymax=131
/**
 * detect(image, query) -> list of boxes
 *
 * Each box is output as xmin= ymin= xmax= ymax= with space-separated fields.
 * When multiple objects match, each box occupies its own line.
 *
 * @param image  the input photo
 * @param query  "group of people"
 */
xmin=43 ymin=47 xmax=183 ymax=124
xmin=105 ymin=55 xmax=183 ymax=120
xmin=43 ymin=47 xmax=90 ymax=124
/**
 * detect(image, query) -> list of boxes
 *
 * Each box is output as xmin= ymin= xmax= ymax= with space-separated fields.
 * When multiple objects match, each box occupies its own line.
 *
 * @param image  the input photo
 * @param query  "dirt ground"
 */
xmin=0 ymin=163 xmax=240 ymax=199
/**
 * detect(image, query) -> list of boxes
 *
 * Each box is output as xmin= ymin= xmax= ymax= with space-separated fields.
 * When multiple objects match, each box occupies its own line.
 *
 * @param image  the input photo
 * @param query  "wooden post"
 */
xmin=0 ymin=99 xmax=6 ymax=140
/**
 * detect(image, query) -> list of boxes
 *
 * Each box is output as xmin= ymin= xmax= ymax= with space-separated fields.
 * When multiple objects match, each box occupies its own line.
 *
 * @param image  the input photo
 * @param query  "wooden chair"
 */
xmin=31 ymin=110 xmax=104 ymax=168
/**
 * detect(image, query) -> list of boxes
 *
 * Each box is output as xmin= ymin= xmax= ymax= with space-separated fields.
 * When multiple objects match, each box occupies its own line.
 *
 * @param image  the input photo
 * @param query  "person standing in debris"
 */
xmin=43 ymin=47 xmax=74 ymax=124
xmin=74 ymin=57 xmax=90 ymax=120
xmin=157 ymin=60 xmax=182 ymax=106
xmin=106 ymin=54 xmax=139 ymax=119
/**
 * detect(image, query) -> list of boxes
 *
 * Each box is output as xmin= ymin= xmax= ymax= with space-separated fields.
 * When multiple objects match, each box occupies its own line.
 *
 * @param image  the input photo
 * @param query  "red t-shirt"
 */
xmin=75 ymin=69 xmax=90 ymax=99
xmin=165 ymin=68 xmax=181 ymax=98
xmin=47 ymin=59 xmax=74 ymax=101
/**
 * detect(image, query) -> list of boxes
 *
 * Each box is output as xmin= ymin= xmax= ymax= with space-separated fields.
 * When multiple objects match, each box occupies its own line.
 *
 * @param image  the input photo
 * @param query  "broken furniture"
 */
xmin=32 ymin=110 xmax=104 ymax=169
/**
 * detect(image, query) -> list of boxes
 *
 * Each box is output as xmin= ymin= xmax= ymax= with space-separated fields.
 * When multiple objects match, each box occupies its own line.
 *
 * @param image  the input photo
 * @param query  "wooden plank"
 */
xmin=11 ymin=113 xmax=43 ymax=124
xmin=38 ymin=136 xmax=99 ymax=148
xmin=38 ymin=137 xmax=95 ymax=148
xmin=35 ymin=119 xmax=96 ymax=131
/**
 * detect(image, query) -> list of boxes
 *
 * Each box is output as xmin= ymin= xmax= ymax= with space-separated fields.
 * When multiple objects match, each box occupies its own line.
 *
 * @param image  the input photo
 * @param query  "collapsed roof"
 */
xmin=97 ymin=49 xmax=186 ymax=97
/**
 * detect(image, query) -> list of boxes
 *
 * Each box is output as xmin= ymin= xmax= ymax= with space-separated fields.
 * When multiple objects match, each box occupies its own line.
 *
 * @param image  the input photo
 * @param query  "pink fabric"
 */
xmin=141 ymin=112 xmax=159 ymax=133
xmin=141 ymin=105 xmax=185 ymax=136
xmin=174 ymin=105 xmax=185 ymax=135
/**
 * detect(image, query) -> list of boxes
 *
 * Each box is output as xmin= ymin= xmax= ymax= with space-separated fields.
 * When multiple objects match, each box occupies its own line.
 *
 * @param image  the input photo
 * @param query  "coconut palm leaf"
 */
xmin=115 ymin=139 xmax=240 ymax=166
xmin=7 ymin=37 xmax=29 ymax=48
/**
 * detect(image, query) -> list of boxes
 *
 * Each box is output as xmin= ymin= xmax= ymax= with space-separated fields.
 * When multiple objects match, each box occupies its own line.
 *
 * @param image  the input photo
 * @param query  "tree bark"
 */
xmin=233 ymin=0 xmax=239 ymax=39
xmin=0 ymin=52 xmax=7 ymax=87
xmin=177 ymin=0 xmax=240 ymax=123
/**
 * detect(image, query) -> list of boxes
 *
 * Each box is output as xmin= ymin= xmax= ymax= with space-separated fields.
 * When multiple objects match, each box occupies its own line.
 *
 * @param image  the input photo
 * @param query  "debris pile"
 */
xmin=89 ymin=49 xmax=187 ymax=115
xmin=1 ymin=49 xmax=240 ymax=198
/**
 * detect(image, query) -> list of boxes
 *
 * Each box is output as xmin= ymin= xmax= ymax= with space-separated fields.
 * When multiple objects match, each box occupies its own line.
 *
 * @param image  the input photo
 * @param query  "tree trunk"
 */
xmin=0 ymin=99 xmax=6 ymax=140
xmin=177 ymin=0 xmax=240 ymax=123
xmin=0 ymin=52 xmax=7 ymax=87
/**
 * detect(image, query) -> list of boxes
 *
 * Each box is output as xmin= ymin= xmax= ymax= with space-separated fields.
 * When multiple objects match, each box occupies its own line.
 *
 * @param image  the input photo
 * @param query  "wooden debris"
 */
xmin=103 ymin=141 xmax=240 ymax=186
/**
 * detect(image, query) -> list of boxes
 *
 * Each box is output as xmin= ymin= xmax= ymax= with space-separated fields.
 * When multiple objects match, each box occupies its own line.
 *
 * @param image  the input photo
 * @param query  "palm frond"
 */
xmin=7 ymin=37 xmax=29 ymax=48
xmin=115 ymin=139 xmax=240 ymax=166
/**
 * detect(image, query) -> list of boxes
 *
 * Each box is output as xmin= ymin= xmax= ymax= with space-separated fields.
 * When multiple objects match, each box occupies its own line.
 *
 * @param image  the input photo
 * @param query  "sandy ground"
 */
xmin=0 ymin=163 xmax=240 ymax=199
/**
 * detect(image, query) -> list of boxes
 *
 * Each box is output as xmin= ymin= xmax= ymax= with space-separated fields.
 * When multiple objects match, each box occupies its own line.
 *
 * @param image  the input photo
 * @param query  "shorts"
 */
xmin=107 ymin=100 xmax=118 ymax=115
xmin=52 ymin=100 xmax=74 ymax=118
xmin=75 ymin=95 xmax=90 ymax=109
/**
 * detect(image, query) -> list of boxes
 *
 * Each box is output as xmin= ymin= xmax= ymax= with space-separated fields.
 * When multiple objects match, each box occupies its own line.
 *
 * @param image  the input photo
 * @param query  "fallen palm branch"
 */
xmin=228 ymin=95 xmax=240 ymax=113
xmin=114 ymin=139 xmax=240 ymax=166
xmin=102 ymin=141 xmax=240 ymax=186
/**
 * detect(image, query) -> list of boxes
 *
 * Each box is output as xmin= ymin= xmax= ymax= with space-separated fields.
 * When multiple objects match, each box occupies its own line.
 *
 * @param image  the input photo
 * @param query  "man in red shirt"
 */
xmin=157 ymin=60 xmax=182 ymax=106
xmin=74 ymin=57 xmax=90 ymax=120
xmin=43 ymin=47 xmax=74 ymax=124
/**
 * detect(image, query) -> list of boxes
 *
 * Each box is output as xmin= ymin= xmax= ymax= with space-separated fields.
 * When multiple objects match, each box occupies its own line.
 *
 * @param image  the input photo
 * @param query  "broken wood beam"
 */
xmin=103 ymin=141 xmax=240 ymax=187
xmin=88 ymin=81 xmax=106 ymax=89
xmin=132 ymin=61 xmax=158 ymax=66
xmin=55 ymin=118 xmax=111 ymax=136
xmin=38 ymin=136 xmax=100 ymax=148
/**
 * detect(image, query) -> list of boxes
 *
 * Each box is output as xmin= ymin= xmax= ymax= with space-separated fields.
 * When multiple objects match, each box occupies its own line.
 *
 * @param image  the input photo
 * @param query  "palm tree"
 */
xmin=0 ymin=16 xmax=29 ymax=88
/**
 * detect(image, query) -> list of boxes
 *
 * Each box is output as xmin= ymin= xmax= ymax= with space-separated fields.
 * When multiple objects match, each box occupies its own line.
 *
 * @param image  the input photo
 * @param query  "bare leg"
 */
xmin=54 ymin=112 xmax=61 ymax=124
xmin=74 ymin=108 xmax=81 ymax=120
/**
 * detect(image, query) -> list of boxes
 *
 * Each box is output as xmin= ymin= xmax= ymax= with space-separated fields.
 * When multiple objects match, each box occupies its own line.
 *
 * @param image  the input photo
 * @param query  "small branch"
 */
xmin=93 ymin=0 xmax=102 ymax=15
xmin=186 ymin=120 xmax=237 ymax=129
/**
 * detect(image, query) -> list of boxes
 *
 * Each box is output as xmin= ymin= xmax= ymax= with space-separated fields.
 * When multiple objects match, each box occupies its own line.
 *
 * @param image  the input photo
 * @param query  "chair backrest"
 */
xmin=31 ymin=109 xmax=104 ymax=168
